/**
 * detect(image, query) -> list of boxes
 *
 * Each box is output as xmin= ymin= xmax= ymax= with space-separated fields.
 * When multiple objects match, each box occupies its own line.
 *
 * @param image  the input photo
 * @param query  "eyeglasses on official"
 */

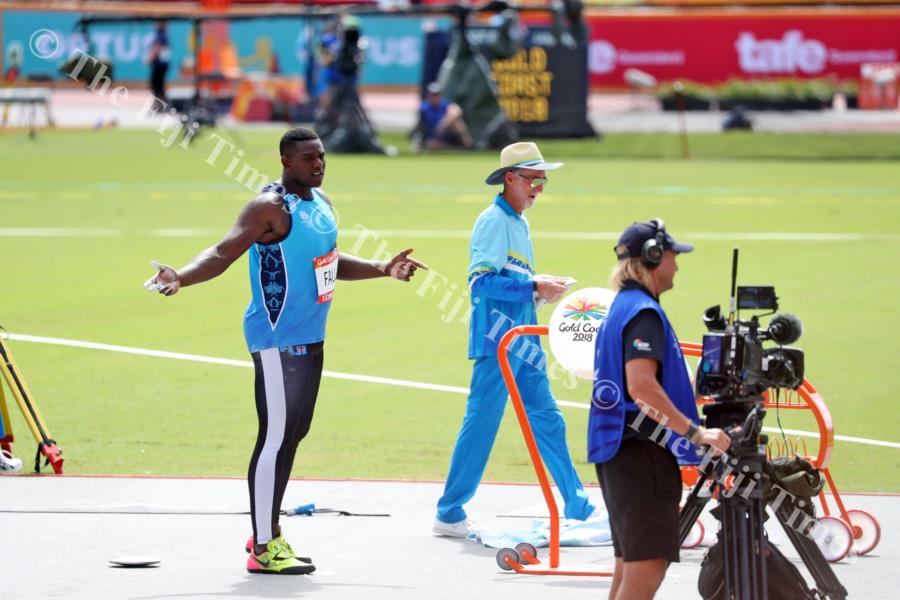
xmin=515 ymin=171 xmax=548 ymax=189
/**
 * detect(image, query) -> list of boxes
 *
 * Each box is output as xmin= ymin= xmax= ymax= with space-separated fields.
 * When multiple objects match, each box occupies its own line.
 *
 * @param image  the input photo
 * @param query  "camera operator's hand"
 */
xmin=694 ymin=427 xmax=731 ymax=457
xmin=535 ymin=279 xmax=567 ymax=303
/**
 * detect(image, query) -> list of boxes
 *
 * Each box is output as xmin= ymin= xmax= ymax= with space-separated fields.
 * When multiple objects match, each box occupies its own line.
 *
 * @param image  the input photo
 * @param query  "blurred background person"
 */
xmin=412 ymin=82 xmax=474 ymax=152
xmin=146 ymin=20 xmax=171 ymax=111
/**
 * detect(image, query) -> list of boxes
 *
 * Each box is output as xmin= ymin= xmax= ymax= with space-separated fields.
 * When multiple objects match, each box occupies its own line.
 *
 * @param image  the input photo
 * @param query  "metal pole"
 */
xmin=497 ymin=325 xmax=561 ymax=568
xmin=674 ymin=81 xmax=690 ymax=160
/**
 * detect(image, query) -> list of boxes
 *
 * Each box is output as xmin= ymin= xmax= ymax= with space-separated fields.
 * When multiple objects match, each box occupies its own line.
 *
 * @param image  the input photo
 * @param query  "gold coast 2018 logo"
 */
xmin=563 ymin=297 xmax=607 ymax=322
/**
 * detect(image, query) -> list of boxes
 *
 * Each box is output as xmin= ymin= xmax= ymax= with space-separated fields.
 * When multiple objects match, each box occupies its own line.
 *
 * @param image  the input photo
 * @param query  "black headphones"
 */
xmin=641 ymin=218 xmax=667 ymax=268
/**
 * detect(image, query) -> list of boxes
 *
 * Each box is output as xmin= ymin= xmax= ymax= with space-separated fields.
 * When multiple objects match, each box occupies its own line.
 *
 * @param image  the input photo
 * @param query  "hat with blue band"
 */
xmin=485 ymin=142 xmax=563 ymax=185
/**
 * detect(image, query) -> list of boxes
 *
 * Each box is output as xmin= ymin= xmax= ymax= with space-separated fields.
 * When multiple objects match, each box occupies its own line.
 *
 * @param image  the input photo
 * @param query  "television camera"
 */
xmin=678 ymin=248 xmax=846 ymax=600
xmin=697 ymin=285 xmax=804 ymax=402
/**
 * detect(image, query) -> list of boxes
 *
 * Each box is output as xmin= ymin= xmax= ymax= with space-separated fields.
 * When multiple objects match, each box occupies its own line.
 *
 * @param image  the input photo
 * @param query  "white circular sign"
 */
xmin=548 ymin=287 xmax=617 ymax=380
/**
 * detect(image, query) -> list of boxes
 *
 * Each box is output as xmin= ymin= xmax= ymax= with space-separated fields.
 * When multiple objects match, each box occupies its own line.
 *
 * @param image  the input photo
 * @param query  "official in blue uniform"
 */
xmin=433 ymin=142 xmax=596 ymax=537
xmin=144 ymin=127 xmax=427 ymax=575
xmin=590 ymin=219 xmax=730 ymax=599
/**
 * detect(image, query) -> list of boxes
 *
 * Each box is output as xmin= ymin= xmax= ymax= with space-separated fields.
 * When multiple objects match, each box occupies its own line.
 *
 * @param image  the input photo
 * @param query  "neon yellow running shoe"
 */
xmin=246 ymin=538 xmax=316 ymax=575
xmin=245 ymin=534 xmax=312 ymax=564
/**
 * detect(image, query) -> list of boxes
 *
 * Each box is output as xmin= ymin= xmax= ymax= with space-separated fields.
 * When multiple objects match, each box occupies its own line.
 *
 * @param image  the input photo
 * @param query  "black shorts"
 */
xmin=595 ymin=438 xmax=682 ymax=563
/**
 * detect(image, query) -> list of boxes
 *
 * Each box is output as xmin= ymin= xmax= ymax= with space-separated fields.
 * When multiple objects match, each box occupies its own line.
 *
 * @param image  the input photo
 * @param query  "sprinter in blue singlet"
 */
xmin=144 ymin=128 xmax=427 ymax=575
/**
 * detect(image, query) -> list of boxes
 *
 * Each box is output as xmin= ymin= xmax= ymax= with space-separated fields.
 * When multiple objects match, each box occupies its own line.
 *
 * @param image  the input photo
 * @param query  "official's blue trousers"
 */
xmin=436 ymin=352 xmax=594 ymax=524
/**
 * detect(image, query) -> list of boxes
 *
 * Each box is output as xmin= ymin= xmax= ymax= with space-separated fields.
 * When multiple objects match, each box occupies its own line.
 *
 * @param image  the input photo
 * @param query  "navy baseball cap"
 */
xmin=614 ymin=220 xmax=694 ymax=261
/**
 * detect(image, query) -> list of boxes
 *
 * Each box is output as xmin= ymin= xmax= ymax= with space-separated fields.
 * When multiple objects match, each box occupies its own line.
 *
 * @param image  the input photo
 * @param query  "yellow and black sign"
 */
xmin=423 ymin=27 xmax=595 ymax=139
xmin=485 ymin=31 xmax=594 ymax=138
xmin=491 ymin=47 xmax=554 ymax=124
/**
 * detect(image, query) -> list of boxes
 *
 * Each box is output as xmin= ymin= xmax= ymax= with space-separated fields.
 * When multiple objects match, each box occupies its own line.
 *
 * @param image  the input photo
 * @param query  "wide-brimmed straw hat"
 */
xmin=485 ymin=141 xmax=563 ymax=185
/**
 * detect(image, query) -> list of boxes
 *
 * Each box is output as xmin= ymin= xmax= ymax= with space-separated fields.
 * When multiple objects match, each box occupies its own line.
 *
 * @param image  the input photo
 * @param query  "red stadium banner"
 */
xmin=202 ymin=0 xmax=230 ymax=10
xmin=587 ymin=10 xmax=900 ymax=87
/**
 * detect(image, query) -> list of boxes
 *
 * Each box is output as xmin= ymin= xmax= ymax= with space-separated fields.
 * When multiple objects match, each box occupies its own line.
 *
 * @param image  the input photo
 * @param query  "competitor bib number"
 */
xmin=314 ymin=248 xmax=338 ymax=304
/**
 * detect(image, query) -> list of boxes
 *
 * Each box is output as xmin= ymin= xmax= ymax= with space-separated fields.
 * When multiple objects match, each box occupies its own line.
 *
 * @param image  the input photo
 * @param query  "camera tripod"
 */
xmin=0 ymin=333 xmax=64 ymax=473
xmin=679 ymin=404 xmax=847 ymax=600
xmin=314 ymin=78 xmax=389 ymax=155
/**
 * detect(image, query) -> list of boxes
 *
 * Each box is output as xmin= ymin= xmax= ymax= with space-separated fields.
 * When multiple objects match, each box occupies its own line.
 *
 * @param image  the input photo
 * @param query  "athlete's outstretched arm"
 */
xmin=315 ymin=188 xmax=427 ymax=282
xmin=337 ymin=248 xmax=428 ymax=282
xmin=144 ymin=196 xmax=281 ymax=296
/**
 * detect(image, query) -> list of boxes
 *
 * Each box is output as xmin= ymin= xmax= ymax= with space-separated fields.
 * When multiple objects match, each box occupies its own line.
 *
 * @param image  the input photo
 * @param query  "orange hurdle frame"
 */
xmin=496 ymin=327 xmax=879 ymax=574
xmin=496 ymin=325 xmax=613 ymax=576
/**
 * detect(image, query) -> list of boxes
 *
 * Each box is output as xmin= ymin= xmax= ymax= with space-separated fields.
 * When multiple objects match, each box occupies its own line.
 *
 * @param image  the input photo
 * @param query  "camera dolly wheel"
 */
xmin=514 ymin=542 xmax=538 ymax=564
xmin=846 ymin=509 xmax=881 ymax=556
xmin=811 ymin=516 xmax=853 ymax=562
xmin=496 ymin=548 xmax=520 ymax=571
xmin=682 ymin=519 xmax=705 ymax=549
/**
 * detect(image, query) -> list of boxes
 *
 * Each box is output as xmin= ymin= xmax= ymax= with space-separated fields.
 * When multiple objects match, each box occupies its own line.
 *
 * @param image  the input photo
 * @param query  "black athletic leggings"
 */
xmin=248 ymin=344 xmax=324 ymax=545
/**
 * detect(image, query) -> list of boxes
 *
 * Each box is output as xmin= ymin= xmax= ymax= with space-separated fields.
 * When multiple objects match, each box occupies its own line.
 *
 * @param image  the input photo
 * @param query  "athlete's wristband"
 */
xmin=686 ymin=422 xmax=702 ymax=444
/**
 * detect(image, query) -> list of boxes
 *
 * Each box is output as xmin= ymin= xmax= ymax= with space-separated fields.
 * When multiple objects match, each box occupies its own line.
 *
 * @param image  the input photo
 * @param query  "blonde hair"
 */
xmin=609 ymin=257 xmax=655 ymax=293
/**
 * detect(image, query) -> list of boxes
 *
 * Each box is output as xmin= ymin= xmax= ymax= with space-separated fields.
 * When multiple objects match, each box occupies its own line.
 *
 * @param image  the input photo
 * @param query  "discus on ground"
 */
xmin=109 ymin=555 xmax=161 ymax=568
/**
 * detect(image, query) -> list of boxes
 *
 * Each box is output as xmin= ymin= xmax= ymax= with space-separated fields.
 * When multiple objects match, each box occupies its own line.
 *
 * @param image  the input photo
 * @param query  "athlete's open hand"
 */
xmin=385 ymin=248 xmax=428 ymax=282
xmin=143 ymin=261 xmax=181 ymax=296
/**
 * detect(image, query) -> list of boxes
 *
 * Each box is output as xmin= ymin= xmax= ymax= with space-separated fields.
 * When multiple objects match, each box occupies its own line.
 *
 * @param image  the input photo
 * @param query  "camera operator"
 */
xmin=590 ymin=219 xmax=731 ymax=600
xmin=317 ymin=15 xmax=363 ymax=110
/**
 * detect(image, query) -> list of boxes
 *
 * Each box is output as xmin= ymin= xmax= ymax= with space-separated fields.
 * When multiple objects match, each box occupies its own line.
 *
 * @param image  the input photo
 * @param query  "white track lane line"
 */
xmin=0 ymin=228 xmax=122 ymax=237
xmin=6 ymin=332 xmax=899 ymax=450
xmin=0 ymin=228 xmax=898 ymax=242
xmin=4 ymin=334 xmax=468 ymax=395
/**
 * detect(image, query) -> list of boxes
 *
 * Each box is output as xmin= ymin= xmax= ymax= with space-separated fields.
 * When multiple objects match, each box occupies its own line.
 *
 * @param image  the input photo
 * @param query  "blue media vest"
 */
xmin=243 ymin=183 xmax=338 ymax=353
xmin=589 ymin=288 xmax=703 ymax=465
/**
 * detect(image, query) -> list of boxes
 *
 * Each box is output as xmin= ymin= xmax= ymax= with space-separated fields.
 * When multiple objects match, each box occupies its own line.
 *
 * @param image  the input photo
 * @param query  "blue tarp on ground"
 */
xmin=468 ymin=510 xmax=613 ymax=549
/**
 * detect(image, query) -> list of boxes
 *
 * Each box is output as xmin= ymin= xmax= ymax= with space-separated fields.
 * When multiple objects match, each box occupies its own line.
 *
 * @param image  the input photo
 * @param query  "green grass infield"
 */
xmin=1 ymin=129 xmax=898 ymax=492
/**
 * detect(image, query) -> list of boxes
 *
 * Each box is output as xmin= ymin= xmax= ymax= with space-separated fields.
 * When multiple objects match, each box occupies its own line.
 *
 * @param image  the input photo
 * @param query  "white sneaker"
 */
xmin=584 ymin=507 xmax=606 ymax=521
xmin=432 ymin=518 xmax=476 ymax=538
xmin=0 ymin=450 xmax=23 ymax=473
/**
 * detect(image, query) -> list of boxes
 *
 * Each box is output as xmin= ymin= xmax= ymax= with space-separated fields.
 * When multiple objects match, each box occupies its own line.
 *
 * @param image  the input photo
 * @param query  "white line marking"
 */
xmin=770 ymin=427 xmax=900 ymax=450
xmin=4 ymin=334 xmax=470 ymax=395
xmin=150 ymin=228 xmax=218 ymax=237
xmin=3 ymin=181 xmax=899 ymax=197
xmin=8 ymin=333 xmax=252 ymax=366
xmin=0 ymin=228 xmax=897 ymax=242
xmin=339 ymin=230 xmax=900 ymax=242
xmin=0 ymin=228 xmax=122 ymax=237
xmin=557 ymin=400 xmax=588 ymax=410
xmin=6 ymin=333 xmax=899 ymax=450
xmin=551 ymin=400 xmax=900 ymax=449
